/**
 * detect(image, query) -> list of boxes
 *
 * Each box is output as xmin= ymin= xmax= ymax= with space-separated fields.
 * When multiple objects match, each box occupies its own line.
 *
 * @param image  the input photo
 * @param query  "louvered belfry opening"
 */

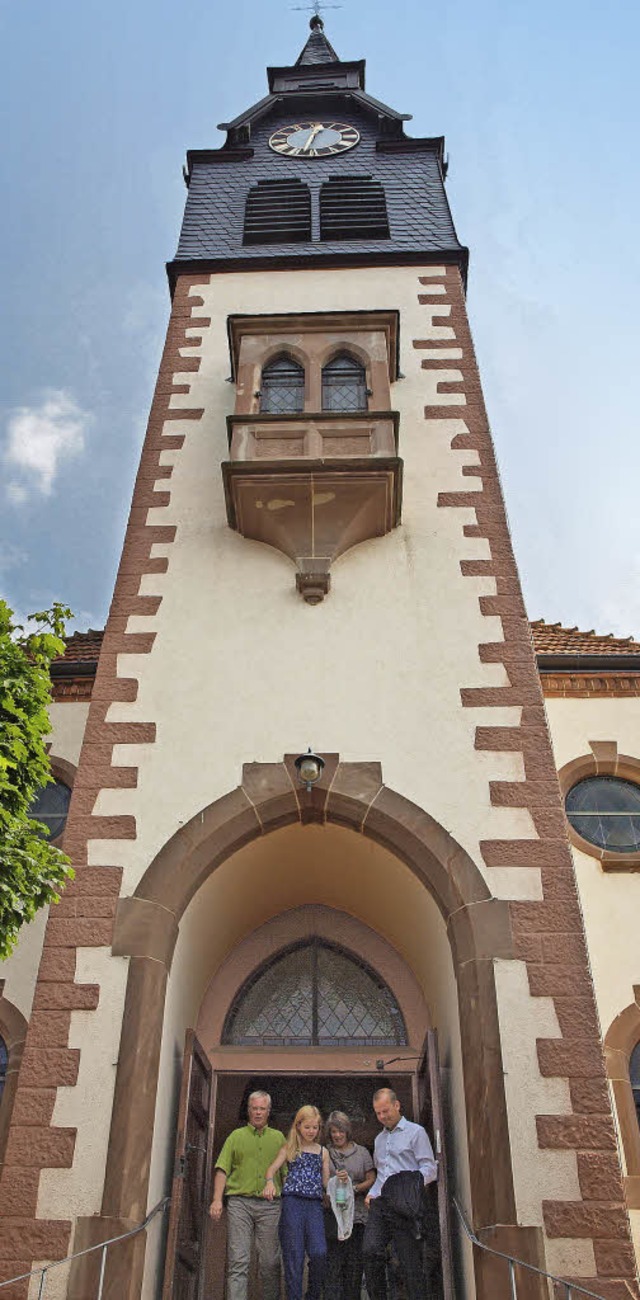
xmin=320 ymin=176 xmax=390 ymax=240
xmin=243 ymin=179 xmax=312 ymax=245
xmin=322 ymin=353 xmax=368 ymax=411
xmin=260 ymin=354 xmax=305 ymax=414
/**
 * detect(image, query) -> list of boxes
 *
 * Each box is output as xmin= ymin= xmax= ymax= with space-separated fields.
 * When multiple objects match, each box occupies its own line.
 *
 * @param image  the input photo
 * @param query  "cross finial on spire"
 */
xmin=291 ymin=0 xmax=343 ymax=26
xmin=292 ymin=0 xmax=342 ymax=62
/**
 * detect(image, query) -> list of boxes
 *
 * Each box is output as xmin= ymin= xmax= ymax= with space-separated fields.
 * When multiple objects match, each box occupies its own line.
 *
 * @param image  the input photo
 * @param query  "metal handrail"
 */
xmin=453 ymin=1197 xmax=608 ymax=1300
xmin=0 ymin=1197 xmax=170 ymax=1297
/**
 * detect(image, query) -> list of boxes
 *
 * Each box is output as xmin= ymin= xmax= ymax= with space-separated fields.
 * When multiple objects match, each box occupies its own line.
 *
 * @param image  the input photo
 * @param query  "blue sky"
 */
xmin=1 ymin=0 xmax=638 ymax=636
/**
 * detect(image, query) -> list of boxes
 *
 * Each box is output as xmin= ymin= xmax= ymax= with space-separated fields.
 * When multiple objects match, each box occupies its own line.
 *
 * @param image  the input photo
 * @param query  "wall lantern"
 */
xmin=294 ymin=749 xmax=325 ymax=792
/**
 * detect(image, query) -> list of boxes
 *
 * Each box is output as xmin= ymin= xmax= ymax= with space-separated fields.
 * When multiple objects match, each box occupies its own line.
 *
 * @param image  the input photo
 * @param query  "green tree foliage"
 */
xmin=0 ymin=600 xmax=75 ymax=958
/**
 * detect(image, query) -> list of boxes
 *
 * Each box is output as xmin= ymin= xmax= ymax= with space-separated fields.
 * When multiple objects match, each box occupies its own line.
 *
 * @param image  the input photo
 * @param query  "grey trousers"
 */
xmin=226 ymin=1196 xmax=282 ymax=1300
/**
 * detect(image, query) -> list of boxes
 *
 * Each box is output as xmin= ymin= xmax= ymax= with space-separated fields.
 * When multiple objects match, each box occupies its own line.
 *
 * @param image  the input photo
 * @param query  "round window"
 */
xmin=565 ymin=775 xmax=640 ymax=854
xmin=28 ymin=780 xmax=71 ymax=841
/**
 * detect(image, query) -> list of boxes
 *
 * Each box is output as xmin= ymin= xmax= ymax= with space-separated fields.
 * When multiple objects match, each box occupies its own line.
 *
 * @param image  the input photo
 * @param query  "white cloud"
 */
xmin=0 ymin=542 xmax=27 ymax=573
xmin=3 ymin=389 xmax=90 ymax=500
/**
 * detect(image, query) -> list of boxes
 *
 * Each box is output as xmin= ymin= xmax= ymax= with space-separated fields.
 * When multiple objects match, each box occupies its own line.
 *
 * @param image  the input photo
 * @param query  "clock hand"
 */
xmin=302 ymin=123 xmax=323 ymax=152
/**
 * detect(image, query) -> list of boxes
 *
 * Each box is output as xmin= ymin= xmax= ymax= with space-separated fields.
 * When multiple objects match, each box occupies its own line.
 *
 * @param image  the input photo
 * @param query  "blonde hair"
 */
xmin=285 ymin=1105 xmax=322 ymax=1162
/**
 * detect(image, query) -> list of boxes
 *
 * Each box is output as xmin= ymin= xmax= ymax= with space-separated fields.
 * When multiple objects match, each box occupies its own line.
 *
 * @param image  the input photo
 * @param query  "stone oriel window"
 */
xmin=223 ymin=940 xmax=407 ymax=1047
xmin=259 ymin=355 xmax=305 ymax=414
xmin=224 ymin=311 xmax=401 ymax=601
xmin=322 ymin=353 xmax=367 ymax=412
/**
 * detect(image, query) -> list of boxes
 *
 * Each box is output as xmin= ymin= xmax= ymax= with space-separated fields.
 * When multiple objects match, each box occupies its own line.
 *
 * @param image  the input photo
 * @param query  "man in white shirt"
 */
xmin=363 ymin=1087 xmax=437 ymax=1300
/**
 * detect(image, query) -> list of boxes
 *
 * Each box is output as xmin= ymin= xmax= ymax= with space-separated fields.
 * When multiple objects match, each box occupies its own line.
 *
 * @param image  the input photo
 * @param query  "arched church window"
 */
xmin=0 ymin=1037 xmax=7 ymax=1103
xmin=223 ymin=941 xmax=407 ymax=1046
xmin=630 ymin=1042 xmax=640 ymax=1125
xmin=322 ymin=353 xmax=367 ymax=412
xmin=27 ymin=779 xmax=71 ymax=841
xmin=260 ymin=355 xmax=305 ymax=415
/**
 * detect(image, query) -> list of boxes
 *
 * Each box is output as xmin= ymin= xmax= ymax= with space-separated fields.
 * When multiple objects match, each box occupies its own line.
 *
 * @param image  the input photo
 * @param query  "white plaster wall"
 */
xmin=0 ymin=908 xmax=48 ymax=1021
xmin=36 ymin=948 xmax=129 ymax=1219
xmin=494 ymin=959 xmax=596 ymax=1278
xmin=544 ymin=696 xmax=640 ymax=1038
xmin=90 ymin=264 xmax=534 ymax=895
xmin=47 ymin=702 xmax=90 ymax=766
xmin=543 ymin=694 xmax=640 ymax=1271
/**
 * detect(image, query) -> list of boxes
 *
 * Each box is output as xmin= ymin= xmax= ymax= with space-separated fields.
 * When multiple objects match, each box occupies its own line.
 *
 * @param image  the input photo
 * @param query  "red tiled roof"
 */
xmin=530 ymin=620 xmax=640 ymax=656
xmin=55 ymin=629 xmax=105 ymax=665
xmin=54 ymin=622 xmax=640 ymax=668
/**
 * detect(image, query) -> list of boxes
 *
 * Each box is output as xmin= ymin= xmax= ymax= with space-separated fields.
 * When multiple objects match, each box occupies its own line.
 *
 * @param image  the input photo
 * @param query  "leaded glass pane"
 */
xmin=322 ymin=354 xmax=367 ymax=412
xmin=565 ymin=776 xmax=640 ymax=853
xmin=27 ymin=780 xmax=71 ymax=841
xmin=226 ymin=948 xmax=313 ymax=1045
xmin=223 ymin=941 xmax=406 ymax=1046
xmin=317 ymin=947 xmax=405 ymax=1045
xmin=260 ymin=356 xmax=305 ymax=414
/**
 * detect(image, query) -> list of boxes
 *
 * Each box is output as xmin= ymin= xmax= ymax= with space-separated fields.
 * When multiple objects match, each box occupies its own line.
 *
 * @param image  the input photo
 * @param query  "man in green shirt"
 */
xmin=210 ymin=1090 xmax=285 ymax=1300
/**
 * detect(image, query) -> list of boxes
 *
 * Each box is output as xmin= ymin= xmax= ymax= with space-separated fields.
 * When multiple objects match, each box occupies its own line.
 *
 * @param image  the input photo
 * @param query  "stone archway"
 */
xmin=72 ymin=757 xmax=528 ymax=1300
xmin=605 ymin=995 xmax=640 ymax=1212
xmin=0 ymin=994 xmax=28 ymax=1168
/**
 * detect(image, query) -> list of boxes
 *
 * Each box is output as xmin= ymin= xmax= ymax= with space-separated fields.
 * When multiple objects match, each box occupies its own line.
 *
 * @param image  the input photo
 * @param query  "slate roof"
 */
xmin=296 ymin=18 xmax=339 ymax=65
xmin=171 ymin=24 xmax=465 ymax=278
xmin=176 ymin=125 xmax=461 ymax=266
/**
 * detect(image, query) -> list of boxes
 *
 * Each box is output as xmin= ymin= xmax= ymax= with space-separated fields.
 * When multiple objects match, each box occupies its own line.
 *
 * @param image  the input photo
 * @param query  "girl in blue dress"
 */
xmin=263 ymin=1105 xmax=330 ymax=1300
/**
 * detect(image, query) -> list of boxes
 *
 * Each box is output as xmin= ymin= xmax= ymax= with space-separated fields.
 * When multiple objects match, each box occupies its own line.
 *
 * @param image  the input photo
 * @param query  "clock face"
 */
xmin=269 ymin=122 xmax=360 ymax=158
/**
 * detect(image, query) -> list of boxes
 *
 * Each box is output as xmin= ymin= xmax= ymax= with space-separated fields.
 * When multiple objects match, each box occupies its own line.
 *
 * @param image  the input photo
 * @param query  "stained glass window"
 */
xmin=260 ymin=355 xmax=305 ymax=414
xmin=223 ymin=941 xmax=406 ymax=1047
xmin=322 ymin=354 xmax=367 ymax=413
xmin=565 ymin=776 xmax=640 ymax=853
xmin=0 ymin=1037 xmax=7 ymax=1103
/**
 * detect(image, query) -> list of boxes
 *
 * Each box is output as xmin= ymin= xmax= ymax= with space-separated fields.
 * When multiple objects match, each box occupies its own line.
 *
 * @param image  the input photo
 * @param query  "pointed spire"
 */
xmin=296 ymin=15 xmax=340 ymax=65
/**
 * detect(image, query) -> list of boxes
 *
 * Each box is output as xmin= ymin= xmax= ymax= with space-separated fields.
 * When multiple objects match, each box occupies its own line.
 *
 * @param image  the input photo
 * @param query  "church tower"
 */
xmin=0 ymin=19 xmax=637 ymax=1300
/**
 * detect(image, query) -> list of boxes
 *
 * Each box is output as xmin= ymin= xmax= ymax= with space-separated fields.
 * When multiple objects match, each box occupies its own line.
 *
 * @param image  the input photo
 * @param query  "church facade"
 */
xmin=1 ymin=20 xmax=640 ymax=1300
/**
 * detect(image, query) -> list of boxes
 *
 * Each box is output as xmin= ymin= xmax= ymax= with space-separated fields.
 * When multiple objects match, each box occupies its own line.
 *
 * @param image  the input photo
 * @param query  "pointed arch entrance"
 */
xmin=197 ymin=905 xmax=431 ymax=1161
xmin=71 ymin=757 xmax=535 ymax=1300
xmin=187 ymin=908 xmax=441 ymax=1300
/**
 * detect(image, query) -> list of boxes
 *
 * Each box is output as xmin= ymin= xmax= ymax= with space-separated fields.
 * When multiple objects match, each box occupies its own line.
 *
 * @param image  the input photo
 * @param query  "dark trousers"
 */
xmin=363 ymin=1198 xmax=425 ymax=1300
xmin=324 ymin=1215 xmax=365 ymax=1300
xmin=279 ymin=1195 xmax=327 ymax=1300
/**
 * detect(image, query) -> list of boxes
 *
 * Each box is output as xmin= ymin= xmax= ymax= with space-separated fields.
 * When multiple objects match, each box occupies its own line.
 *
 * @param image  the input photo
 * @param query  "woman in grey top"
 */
xmin=324 ymin=1111 xmax=375 ymax=1300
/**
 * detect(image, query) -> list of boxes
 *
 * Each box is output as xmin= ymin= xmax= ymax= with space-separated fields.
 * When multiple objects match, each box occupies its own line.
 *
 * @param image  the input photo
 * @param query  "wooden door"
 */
xmin=413 ymin=1029 xmax=455 ymax=1300
xmin=162 ymin=1031 xmax=216 ymax=1300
